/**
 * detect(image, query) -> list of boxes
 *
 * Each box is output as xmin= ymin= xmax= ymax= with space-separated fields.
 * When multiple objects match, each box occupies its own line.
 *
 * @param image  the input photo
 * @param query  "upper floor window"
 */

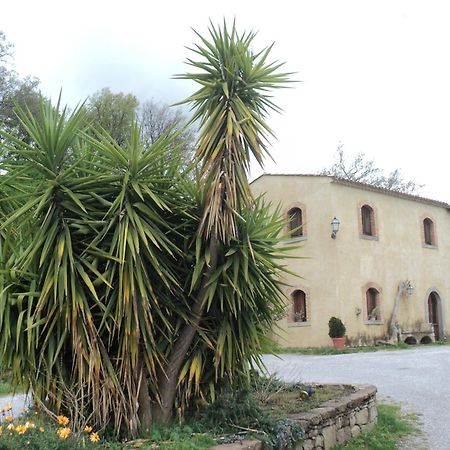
xmin=288 ymin=207 xmax=303 ymax=238
xmin=423 ymin=218 xmax=436 ymax=246
xmin=361 ymin=205 xmax=375 ymax=236
xmin=292 ymin=289 xmax=307 ymax=322
xmin=366 ymin=288 xmax=380 ymax=321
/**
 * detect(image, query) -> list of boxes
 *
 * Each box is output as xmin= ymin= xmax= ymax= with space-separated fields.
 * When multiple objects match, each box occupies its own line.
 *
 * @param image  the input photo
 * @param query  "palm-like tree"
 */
xmin=0 ymin=21 xmax=292 ymax=433
xmin=0 ymin=100 xmax=197 ymax=434
xmin=154 ymin=21 xmax=291 ymax=422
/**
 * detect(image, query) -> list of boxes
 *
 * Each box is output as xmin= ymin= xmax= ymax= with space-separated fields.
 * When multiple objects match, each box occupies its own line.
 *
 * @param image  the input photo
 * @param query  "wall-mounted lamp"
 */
xmin=405 ymin=280 xmax=414 ymax=296
xmin=400 ymin=280 xmax=414 ymax=296
xmin=331 ymin=217 xmax=340 ymax=239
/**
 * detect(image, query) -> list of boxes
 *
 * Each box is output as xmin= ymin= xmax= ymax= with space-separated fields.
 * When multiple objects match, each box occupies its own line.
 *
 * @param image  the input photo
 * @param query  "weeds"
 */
xmin=332 ymin=403 xmax=418 ymax=450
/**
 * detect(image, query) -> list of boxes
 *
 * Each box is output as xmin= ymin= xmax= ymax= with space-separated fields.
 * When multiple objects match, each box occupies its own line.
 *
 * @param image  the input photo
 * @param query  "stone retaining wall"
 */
xmin=210 ymin=384 xmax=377 ymax=450
xmin=289 ymin=384 xmax=377 ymax=450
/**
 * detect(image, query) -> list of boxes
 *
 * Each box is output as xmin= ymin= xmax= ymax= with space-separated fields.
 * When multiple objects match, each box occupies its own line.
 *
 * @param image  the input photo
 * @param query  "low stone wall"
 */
xmin=289 ymin=384 xmax=377 ymax=450
xmin=210 ymin=384 xmax=377 ymax=450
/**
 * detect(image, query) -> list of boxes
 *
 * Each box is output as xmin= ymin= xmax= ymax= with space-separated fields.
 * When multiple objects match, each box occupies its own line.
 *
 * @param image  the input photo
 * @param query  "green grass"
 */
xmin=271 ymin=339 xmax=450 ymax=356
xmin=0 ymin=370 xmax=22 ymax=396
xmin=0 ymin=381 xmax=14 ymax=395
xmin=139 ymin=425 xmax=215 ymax=450
xmin=331 ymin=404 xmax=418 ymax=450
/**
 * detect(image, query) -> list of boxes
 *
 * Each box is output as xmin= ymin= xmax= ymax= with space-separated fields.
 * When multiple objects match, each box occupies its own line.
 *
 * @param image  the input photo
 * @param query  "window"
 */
xmin=292 ymin=290 xmax=307 ymax=322
xmin=366 ymin=288 xmax=380 ymax=321
xmin=287 ymin=207 xmax=303 ymax=238
xmin=423 ymin=218 xmax=436 ymax=246
xmin=361 ymin=205 xmax=374 ymax=236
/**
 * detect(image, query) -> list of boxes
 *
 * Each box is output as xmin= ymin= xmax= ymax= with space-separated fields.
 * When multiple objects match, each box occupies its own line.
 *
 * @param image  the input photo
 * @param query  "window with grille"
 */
xmin=361 ymin=205 xmax=374 ymax=236
xmin=292 ymin=289 xmax=307 ymax=322
xmin=287 ymin=207 xmax=303 ymax=238
xmin=366 ymin=288 xmax=380 ymax=320
xmin=423 ymin=218 xmax=435 ymax=246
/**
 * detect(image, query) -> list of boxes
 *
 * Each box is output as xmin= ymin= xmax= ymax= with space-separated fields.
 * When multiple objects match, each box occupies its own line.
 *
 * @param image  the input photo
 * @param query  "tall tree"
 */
xmin=139 ymin=99 xmax=195 ymax=165
xmin=153 ymin=21 xmax=291 ymax=423
xmin=320 ymin=144 xmax=423 ymax=195
xmin=86 ymin=87 xmax=139 ymax=144
xmin=0 ymin=31 xmax=42 ymax=141
xmin=0 ymin=22 xmax=291 ymax=436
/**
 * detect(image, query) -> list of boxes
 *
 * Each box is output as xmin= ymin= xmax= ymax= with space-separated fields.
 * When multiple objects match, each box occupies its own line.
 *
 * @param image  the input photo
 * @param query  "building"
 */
xmin=251 ymin=174 xmax=450 ymax=348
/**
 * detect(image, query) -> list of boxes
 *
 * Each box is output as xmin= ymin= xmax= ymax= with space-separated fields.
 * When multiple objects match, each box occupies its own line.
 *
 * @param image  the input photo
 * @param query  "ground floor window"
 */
xmin=292 ymin=289 xmax=307 ymax=322
xmin=366 ymin=288 xmax=380 ymax=321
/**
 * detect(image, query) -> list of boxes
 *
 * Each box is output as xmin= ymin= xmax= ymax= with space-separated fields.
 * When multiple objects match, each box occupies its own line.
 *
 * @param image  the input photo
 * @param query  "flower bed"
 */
xmin=210 ymin=384 xmax=377 ymax=450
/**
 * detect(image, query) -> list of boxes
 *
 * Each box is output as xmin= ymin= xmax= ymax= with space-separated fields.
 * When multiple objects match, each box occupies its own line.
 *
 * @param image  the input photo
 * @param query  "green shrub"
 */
xmin=191 ymin=386 xmax=304 ymax=449
xmin=328 ymin=317 xmax=346 ymax=338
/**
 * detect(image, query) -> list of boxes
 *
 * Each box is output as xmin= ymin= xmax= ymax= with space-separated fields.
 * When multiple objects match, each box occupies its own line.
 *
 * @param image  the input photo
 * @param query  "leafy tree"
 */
xmin=86 ymin=87 xmax=139 ymax=144
xmin=320 ymin=144 xmax=423 ymax=195
xmin=0 ymin=31 xmax=42 ymax=141
xmin=87 ymin=91 xmax=195 ymax=164
xmin=140 ymin=99 xmax=194 ymax=145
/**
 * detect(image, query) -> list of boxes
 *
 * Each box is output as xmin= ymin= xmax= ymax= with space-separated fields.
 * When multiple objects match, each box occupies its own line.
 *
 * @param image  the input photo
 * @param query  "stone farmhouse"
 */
xmin=251 ymin=174 xmax=450 ymax=348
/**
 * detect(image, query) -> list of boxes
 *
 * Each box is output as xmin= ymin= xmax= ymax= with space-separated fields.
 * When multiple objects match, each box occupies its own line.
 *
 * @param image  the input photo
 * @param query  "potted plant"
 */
xmin=328 ymin=317 xmax=346 ymax=349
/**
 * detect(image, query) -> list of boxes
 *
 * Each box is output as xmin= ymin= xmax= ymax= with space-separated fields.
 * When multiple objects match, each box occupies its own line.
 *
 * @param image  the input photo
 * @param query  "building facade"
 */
xmin=251 ymin=174 xmax=450 ymax=348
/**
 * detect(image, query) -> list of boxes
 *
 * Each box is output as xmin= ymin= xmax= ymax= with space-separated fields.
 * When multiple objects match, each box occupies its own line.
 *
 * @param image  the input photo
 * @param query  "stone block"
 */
xmin=337 ymin=426 xmax=351 ymax=444
xmin=315 ymin=435 xmax=324 ymax=447
xmin=351 ymin=425 xmax=361 ymax=438
xmin=349 ymin=412 xmax=356 ymax=428
xmin=321 ymin=424 xmax=337 ymax=450
xmin=208 ymin=440 xmax=262 ymax=450
xmin=369 ymin=405 xmax=378 ymax=422
xmin=360 ymin=420 xmax=376 ymax=434
xmin=302 ymin=439 xmax=314 ymax=450
xmin=355 ymin=407 xmax=369 ymax=425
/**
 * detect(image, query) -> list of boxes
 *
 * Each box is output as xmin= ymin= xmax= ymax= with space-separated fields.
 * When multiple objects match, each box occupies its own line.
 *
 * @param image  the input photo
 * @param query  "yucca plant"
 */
xmin=0 ymin=98 xmax=200 ymax=434
xmin=0 ymin=21 xmax=293 ymax=435
xmin=154 ymin=21 xmax=291 ymax=422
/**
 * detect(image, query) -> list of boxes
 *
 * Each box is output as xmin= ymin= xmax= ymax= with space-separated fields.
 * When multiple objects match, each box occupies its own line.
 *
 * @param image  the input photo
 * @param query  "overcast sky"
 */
xmin=2 ymin=0 xmax=450 ymax=202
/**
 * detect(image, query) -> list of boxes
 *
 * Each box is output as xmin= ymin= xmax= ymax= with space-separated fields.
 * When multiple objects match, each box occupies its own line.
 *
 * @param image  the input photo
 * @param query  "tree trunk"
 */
xmin=153 ymin=238 xmax=218 ymax=423
xmin=388 ymin=283 xmax=403 ymax=343
xmin=137 ymin=357 xmax=152 ymax=433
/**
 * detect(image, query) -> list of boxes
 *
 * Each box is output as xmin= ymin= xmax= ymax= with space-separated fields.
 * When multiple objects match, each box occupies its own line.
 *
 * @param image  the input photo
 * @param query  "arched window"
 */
xmin=361 ymin=205 xmax=374 ymax=236
xmin=287 ymin=207 xmax=303 ymax=238
xmin=366 ymin=288 xmax=380 ymax=320
xmin=423 ymin=218 xmax=435 ymax=246
xmin=292 ymin=289 xmax=307 ymax=322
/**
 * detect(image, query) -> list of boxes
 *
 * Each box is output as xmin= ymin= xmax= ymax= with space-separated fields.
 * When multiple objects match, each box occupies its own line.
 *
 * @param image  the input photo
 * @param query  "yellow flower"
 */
xmin=4 ymin=403 xmax=12 ymax=411
xmin=25 ymin=421 xmax=35 ymax=429
xmin=39 ymin=427 xmax=45 ymax=432
xmin=6 ymin=423 xmax=14 ymax=431
xmin=84 ymin=425 xmax=93 ymax=433
xmin=16 ymin=424 xmax=27 ymax=434
xmin=56 ymin=415 xmax=69 ymax=426
xmin=89 ymin=432 xmax=100 ymax=442
xmin=57 ymin=427 xmax=71 ymax=439
xmin=0 ymin=425 xmax=2 ymax=435
xmin=5 ymin=415 xmax=13 ymax=423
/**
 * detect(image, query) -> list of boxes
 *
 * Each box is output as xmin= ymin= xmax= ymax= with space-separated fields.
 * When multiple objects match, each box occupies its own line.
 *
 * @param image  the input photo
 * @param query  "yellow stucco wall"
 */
xmin=251 ymin=174 xmax=450 ymax=348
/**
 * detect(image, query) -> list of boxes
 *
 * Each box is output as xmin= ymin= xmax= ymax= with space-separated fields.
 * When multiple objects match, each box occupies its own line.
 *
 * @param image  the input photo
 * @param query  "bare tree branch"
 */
xmin=319 ymin=144 xmax=424 ymax=195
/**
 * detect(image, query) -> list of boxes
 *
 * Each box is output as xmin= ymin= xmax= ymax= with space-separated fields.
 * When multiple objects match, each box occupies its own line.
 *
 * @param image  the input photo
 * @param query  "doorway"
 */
xmin=428 ymin=291 xmax=441 ymax=340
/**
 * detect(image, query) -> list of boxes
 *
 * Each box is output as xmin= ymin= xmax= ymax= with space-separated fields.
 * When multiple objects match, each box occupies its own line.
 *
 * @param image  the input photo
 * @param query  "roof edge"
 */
xmin=251 ymin=173 xmax=450 ymax=210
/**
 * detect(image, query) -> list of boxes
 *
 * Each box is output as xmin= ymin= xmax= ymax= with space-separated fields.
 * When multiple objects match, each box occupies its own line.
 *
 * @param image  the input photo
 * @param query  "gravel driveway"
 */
xmin=263 ymin=346 xmax=450 ymax=449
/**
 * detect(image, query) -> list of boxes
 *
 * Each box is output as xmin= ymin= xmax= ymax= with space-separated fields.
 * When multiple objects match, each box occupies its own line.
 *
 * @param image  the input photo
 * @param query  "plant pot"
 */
xmin=331 ymin=337 xmax=346 ymax=349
